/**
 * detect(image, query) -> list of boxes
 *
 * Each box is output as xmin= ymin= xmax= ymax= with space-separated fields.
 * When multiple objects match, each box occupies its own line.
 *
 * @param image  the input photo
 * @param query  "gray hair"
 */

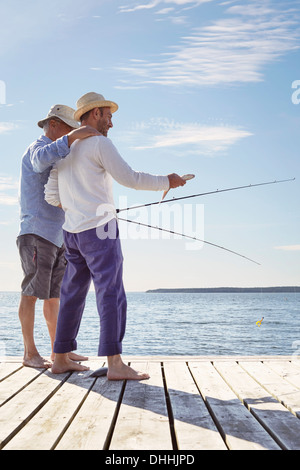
xmin=42 ymin=119 xmax=51 ymax=132
xmin=43 ymin=117 xmax=63 ymax=132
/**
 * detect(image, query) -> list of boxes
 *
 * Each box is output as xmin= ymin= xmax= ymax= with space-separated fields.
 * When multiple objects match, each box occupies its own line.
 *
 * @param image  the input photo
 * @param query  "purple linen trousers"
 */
xmin=53 ymin=223 xmax=127 ymax=356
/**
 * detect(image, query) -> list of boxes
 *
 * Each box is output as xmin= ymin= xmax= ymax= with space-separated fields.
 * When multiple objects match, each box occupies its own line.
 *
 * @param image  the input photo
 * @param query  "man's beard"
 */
xmin=97 ymin=120 xmax=108 ymax=136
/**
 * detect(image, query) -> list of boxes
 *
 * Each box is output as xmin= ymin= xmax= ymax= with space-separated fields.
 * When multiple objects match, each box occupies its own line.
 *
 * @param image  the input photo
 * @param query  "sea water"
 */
xmin=0 ymin=291 xmax=299 ymax=358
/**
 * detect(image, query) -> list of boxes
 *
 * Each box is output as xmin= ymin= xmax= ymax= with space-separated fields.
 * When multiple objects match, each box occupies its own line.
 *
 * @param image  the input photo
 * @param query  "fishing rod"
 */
xmin=118 ymin=217 xmax=261 ymax=265
xmin=116 ymin=178 xmax=295 ymax=213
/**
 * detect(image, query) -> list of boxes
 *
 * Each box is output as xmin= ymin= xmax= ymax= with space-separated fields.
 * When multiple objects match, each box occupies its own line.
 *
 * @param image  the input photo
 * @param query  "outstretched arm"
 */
xmin=97 ymin=137 xmax=186 ymax=191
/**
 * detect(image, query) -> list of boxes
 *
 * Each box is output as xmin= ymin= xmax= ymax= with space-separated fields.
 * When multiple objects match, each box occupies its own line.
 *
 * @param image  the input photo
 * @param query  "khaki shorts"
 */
xmin=17 ymin=234 xmax=66 ymax=300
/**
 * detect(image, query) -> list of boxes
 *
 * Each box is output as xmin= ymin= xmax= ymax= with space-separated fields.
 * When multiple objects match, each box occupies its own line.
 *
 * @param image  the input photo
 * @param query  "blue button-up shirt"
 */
xmin=18 ymin=134 xmax=70 ymax=247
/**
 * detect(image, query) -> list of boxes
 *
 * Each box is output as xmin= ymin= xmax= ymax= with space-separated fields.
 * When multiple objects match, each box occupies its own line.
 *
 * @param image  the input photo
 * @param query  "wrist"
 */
xmin=67 ymin=131 xmax=75 ymax=147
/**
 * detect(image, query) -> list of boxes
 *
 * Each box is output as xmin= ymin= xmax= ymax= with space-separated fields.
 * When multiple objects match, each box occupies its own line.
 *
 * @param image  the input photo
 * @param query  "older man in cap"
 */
xmin=17 ymin=104 xmax=100 ymax=368
xmin=45 ymin=92 xmax=186 ymax=380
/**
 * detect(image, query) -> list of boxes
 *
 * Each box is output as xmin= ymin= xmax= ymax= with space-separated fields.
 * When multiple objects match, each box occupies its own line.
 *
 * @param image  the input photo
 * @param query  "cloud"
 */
xmin=274 ymin=245 xmax=300 ymax=251
xmin=0 ymin=176 xmax=19 ymax=191
xmin=119 ymin=0 xmax=212 ymax=13
xmin=117 ymin=118 xmax=252 ymax=155
xmin=0 ymin=195 xmax=18 ymax=206
xmin=119 ymin=0 xmax=161 ymax=12
xmin=0 ymin=122 xmax=19 ymax=134
xmin=0 ymin=175 xmax=19 ymax=206
xmin=156 ymin=8 xmax=175 ymax=14
xmin=116 ymin=2 xmax=300 ymax=87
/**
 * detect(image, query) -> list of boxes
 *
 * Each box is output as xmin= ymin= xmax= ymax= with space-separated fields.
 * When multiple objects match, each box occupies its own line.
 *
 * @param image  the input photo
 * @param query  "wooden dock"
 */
xmin=1 ymin=356 xmax=300 ymax=451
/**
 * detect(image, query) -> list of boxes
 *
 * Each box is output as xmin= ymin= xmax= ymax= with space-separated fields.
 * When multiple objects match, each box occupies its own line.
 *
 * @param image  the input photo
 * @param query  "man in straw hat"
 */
xmin=45 ymin=92 xmax=186 ymax=380
xmin=17 ymin=104 xmax=100 ymax=369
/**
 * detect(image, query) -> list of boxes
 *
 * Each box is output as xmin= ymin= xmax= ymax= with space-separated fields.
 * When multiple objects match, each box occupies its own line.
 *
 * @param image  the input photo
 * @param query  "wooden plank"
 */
xmin=290 ymin=358 xmax=300 ymax=370
xmin=0 ymin=363 xmax=23 ymax=382
xmin=214 ymin=361 xmax=300 ymax=450
xmin=55 ymin=362 xmax=124 ymax=450
xmin=0 ymin=357 xmax=24 ymax=363
xmin=109 ymin=362 xmax=172 ymax=450
xmin=0 ymin=369 xmax=70 ymax=449
xmin=0 ymin=357 xmax=299 ymax=451
xmin=263 ymin=361 xmax=300 ymax=389
xmin=3 ymin=368 xmax=97 ymax=450
xmin=189 ymin=361 xmax=280 ymax=450
xmin=0 ymin=366 xmax=46 ymax=406
xmin=163 ymin=361 xmax=227 ymax=450
xmin=240 ymin=361 xmax=300 ymax=418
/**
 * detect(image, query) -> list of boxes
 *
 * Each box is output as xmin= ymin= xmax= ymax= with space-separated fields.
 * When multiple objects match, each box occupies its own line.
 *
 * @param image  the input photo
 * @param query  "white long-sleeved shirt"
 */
xmin=44 ymin=135 xmax=169 ymax=233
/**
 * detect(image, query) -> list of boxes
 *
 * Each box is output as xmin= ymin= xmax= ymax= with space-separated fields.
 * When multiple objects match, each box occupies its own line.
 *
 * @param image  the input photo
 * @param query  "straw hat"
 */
xmin=38 ymin=104 xmax=79 ymax=129
xmin=74 ymin=92 xmax=118 ymax=121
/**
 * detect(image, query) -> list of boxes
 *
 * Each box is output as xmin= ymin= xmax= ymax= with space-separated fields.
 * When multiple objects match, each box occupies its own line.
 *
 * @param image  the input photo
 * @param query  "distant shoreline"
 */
xmin=146 ymin=286 xmax=300 ymax=293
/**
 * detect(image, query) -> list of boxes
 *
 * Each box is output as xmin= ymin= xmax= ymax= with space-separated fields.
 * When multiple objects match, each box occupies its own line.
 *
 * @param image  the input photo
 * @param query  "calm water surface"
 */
xmin=0 ymin=291 xmax=299 ymax=357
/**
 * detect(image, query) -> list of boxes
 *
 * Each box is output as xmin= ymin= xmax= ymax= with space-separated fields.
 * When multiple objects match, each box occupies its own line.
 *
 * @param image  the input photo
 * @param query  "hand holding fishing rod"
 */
xmin=167 ymin=173 xmax=188 ymax=187
xmin=163 ymin=173 xmax=195 ymax=202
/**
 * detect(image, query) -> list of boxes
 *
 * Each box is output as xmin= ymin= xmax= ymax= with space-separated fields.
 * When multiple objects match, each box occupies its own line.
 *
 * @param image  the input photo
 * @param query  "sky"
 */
xmin=0 ymin=0 xmax=299 ymax=292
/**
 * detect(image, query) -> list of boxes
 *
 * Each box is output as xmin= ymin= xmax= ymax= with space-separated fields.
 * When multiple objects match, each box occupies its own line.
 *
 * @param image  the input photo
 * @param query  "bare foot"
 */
xmin=107 ymin=355 xmax=149 ymax=381
xmin=51 ymin=353 xmax=90 ymax=374
xmin=50 ymin=351 xmax=88 ymax=362
xmin=68 ymin=352 xmax=89 ymax=361
xmin=23 ymin=354 xmax=52 ymax=369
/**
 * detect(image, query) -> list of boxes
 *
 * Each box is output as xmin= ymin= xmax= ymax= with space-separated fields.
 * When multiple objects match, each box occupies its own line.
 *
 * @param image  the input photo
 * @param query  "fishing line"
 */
xmin=118 ymin=217 xmax=261 ymax=265
xmin=116 ymin=178 xmax=295 ymax=213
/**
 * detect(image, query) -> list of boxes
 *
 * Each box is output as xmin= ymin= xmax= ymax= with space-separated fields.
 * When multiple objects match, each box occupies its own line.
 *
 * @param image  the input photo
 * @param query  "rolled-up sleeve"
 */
xmin=44 ymin=167 xmax=61 ymax=207
xmin=31 ymin=135 xmax=70 ymax=173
